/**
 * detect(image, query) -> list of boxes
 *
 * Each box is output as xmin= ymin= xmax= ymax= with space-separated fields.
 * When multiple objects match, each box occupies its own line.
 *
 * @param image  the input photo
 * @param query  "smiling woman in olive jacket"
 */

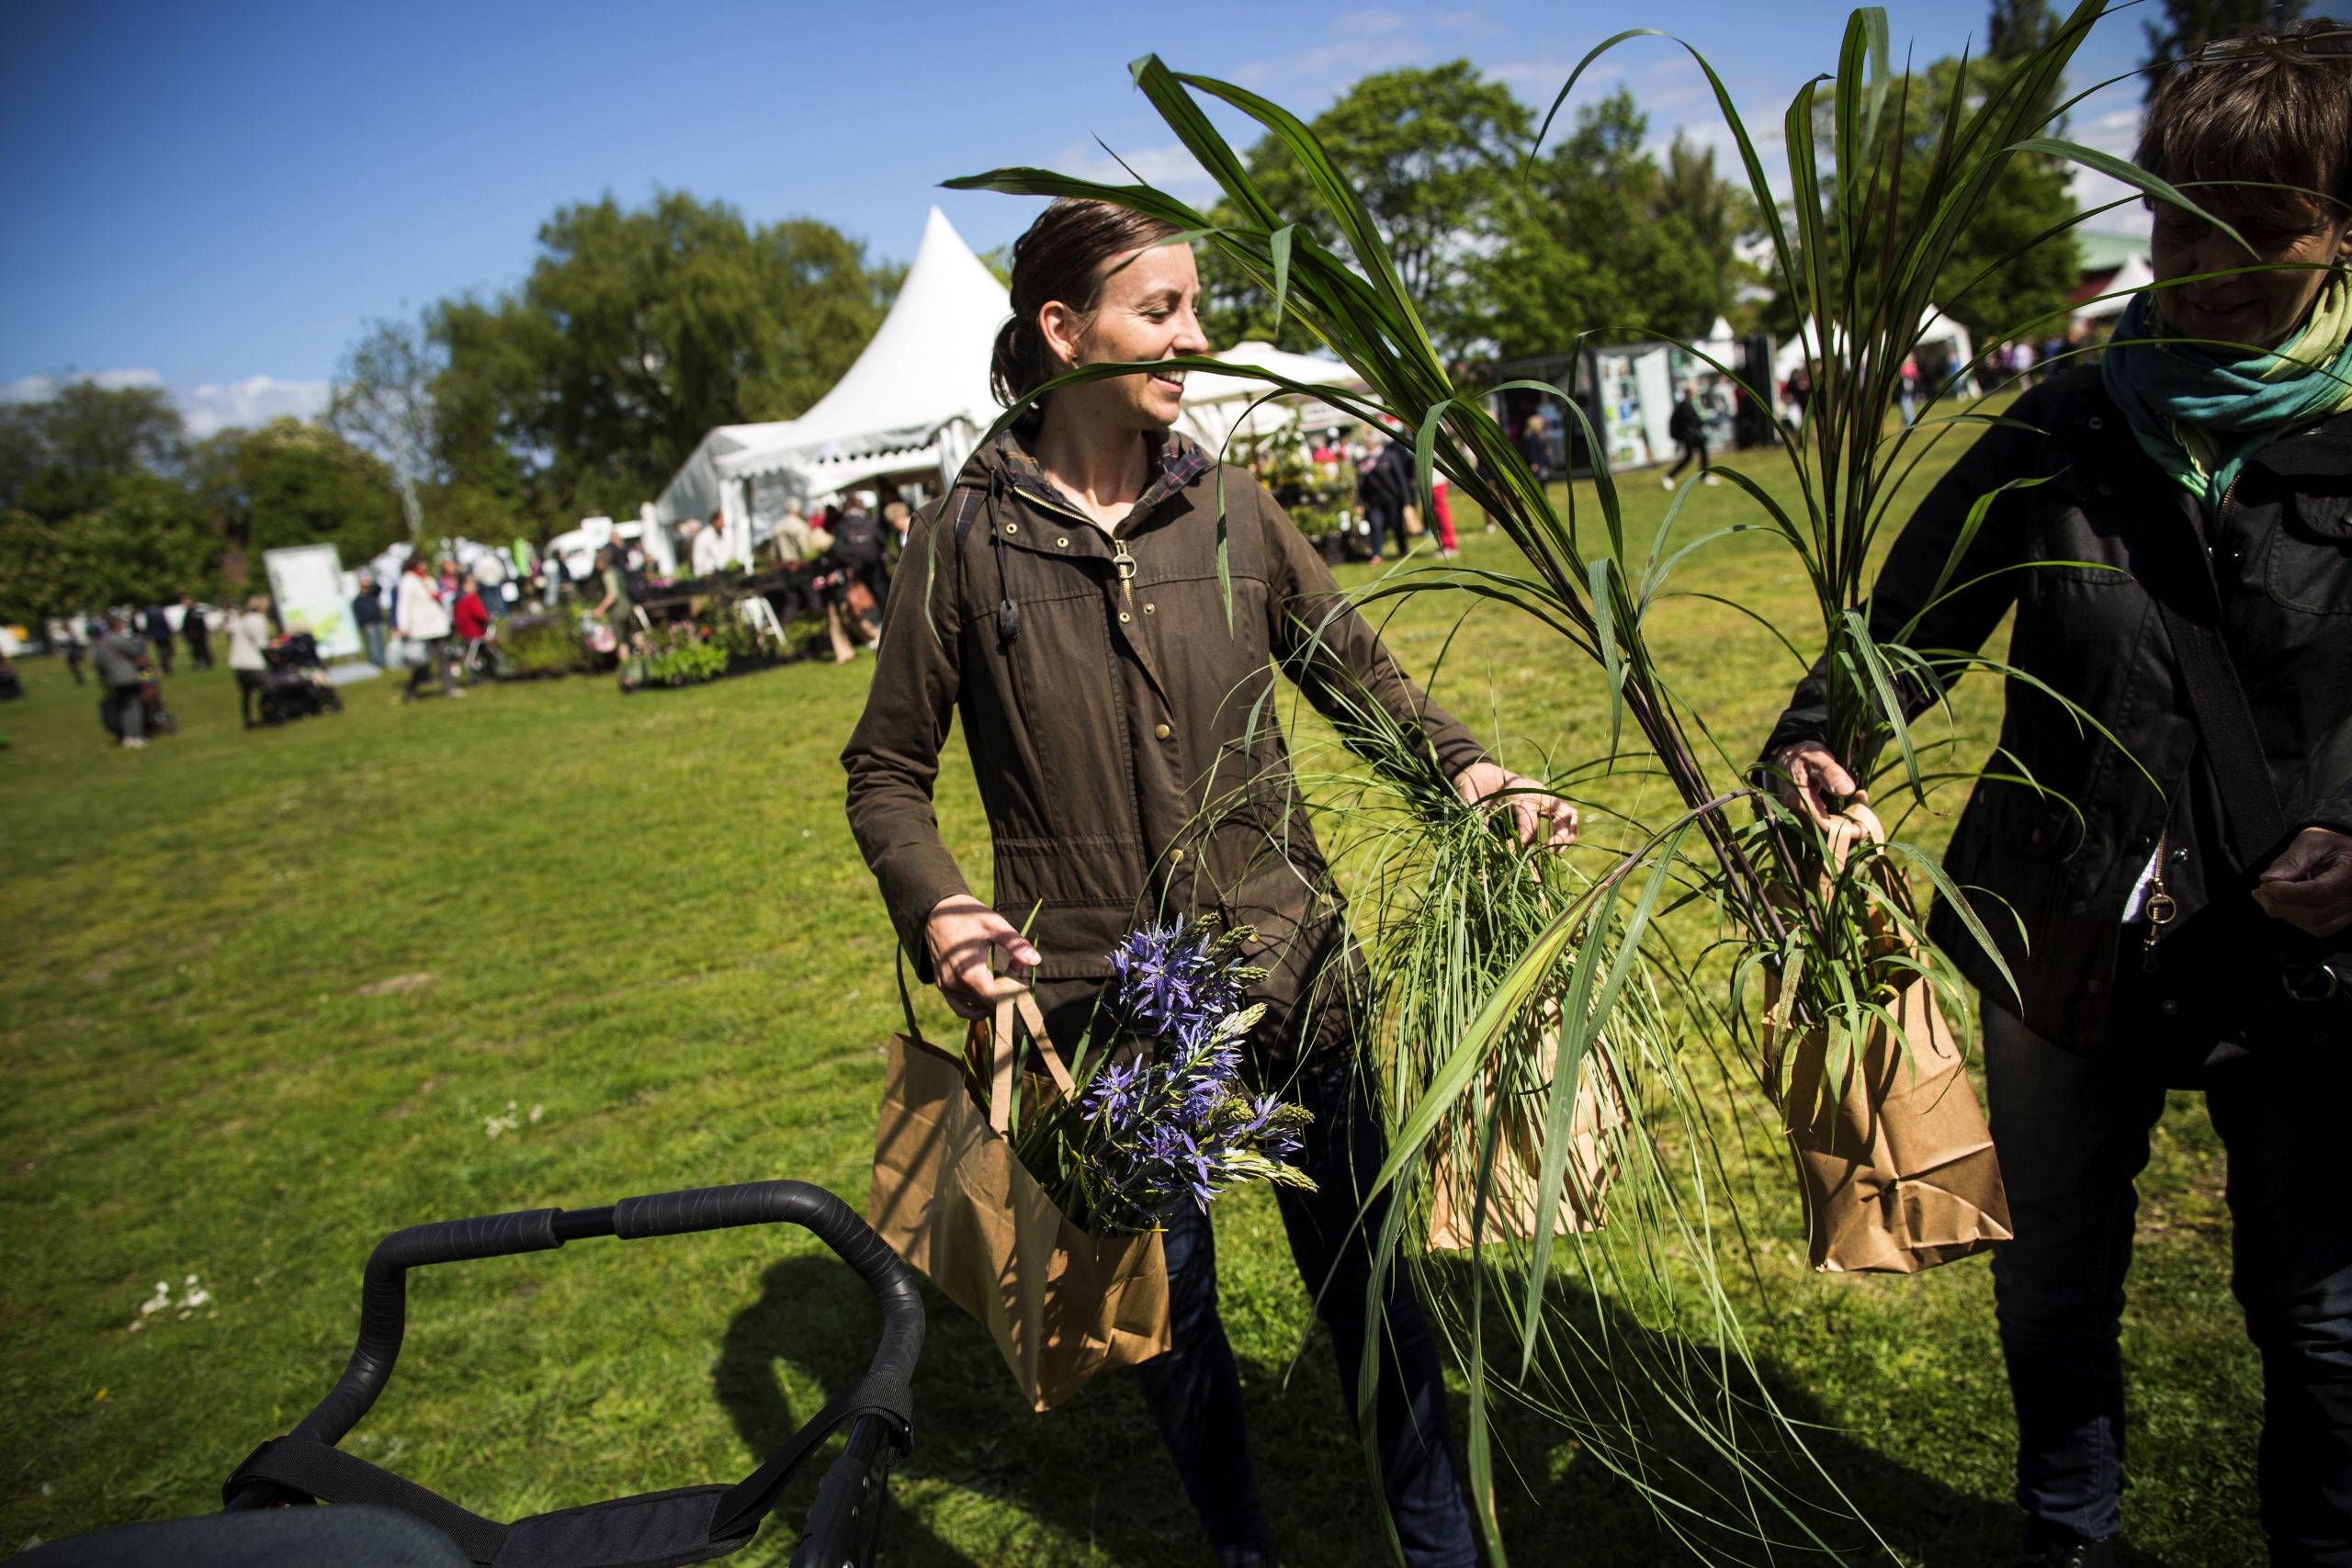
xmin=842 ymin=198 xmax=1572 ymax=1568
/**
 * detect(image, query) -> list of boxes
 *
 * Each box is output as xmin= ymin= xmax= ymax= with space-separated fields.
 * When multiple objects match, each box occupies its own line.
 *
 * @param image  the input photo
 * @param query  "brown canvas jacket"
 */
xmin=842 ymin=430 xmax=1487 ymax=1008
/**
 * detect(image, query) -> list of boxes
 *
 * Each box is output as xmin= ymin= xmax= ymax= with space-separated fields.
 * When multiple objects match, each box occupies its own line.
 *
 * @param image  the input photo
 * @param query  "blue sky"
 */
xmin=0 ymin=1 xmax=2153 ymax=434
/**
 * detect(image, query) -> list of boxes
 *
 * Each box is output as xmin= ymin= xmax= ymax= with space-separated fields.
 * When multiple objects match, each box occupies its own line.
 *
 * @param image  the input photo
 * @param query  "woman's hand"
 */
xmin=2256 ymin=827 xmax=2352 ymax=938
xmin=1770 ymin=741 xmax=1866 ymax=829
xmin=924 ymin=894 xmax=1042 ymax=1019
xmin=1453 ymin=761 xmax=1577 ymax=850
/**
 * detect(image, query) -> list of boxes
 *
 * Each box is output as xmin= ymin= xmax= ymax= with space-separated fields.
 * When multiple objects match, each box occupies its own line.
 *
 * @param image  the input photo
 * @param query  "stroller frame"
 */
xmin=221 ymin=1179 xmax=922 ymax=1568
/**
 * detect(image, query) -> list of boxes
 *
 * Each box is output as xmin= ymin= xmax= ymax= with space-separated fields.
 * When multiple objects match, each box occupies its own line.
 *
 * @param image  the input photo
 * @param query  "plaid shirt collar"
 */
xmin=993 ymin=427 xmax=1211 ymax=525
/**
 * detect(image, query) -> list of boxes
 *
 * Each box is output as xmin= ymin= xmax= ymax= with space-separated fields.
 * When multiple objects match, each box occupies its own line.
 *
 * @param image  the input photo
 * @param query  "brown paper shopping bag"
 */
xmin=866 ymin=983 xmax=1170 ymax=1411
xmin=1763 ymin=805 xmax=2013 ymax=1274
xmin=1427 ymin=1008 xmax=1630 ymax=1251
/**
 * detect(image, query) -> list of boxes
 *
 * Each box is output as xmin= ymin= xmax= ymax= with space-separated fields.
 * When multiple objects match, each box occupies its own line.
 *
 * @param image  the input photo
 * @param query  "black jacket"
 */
xmin=1360 ymin=441 xmax=1413 ymax=513
xmin=1768 ymin=365 xmax=2352 ymax=1052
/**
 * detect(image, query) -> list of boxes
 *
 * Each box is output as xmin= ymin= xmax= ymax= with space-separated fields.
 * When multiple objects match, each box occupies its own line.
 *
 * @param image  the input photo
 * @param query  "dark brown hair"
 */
xmin=989 ymin=197 xmax=1183 ymax=415
xmin=2137 ymin=19 xmax=2352 ymax=228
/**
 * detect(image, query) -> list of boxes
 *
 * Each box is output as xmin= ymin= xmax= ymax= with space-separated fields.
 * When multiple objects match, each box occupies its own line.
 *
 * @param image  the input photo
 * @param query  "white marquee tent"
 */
xmin=655 ymin=206 xmax=1012 ymax=556
xmin=1773 ymin=303 xmax=1977 ymax=389
xmin=657 ymin=210 xmax=1375 ymax=554
xmin=1175 ymin=340 xmax=1364 ymax=451
xmin=2074 ymin=250 xmax=2154 ymax=324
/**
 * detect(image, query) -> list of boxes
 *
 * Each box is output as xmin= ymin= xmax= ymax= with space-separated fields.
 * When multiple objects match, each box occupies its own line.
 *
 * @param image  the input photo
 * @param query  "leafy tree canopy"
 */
xmin=424 ymin=193 xmax=902 ymax=528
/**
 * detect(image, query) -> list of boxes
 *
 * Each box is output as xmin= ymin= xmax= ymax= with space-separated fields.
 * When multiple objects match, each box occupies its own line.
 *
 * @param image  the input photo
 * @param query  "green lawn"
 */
xmin=1 ymin=436 xmax=2257 ymax=1565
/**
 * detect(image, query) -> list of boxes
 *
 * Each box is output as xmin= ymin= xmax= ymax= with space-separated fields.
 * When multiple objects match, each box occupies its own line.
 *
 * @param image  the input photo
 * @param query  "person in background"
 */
xmin=397 ymin=556 xmax=458 ymax=703
xmin=1357 ymin=428 xmax=1412 ymax=565
xmin=93 ymin=613 xmax=152 ymax=748
xmin=693 ymin=510 xmax=732 ymax=578
xmin=353 ymin=574 xmax=389 ymax=668
xmin=591 ymin=547 xmax=635 ymax=653
xmin=540 ymin=551 xmax=570 ymax=609
xmin=227 ymin=592 xmax=272 ymax=728
xmin=143 ymin=604 xmax=175 ymax=676
xmin=178 ymin=595 xmax=213 ymax=671
xmin=1429 ymin=470 xmax=1458 ymax=559
xmin=830 ymin=494 xmax=889 ymax=637
xmin=1662 ymin=384 xmax=1719 ymax=491
xmin=1517 ymin=412 xmax=1552 ymax=485
xmin=472 ymin=547 xmax=511 ymax=617
xmin=452 ymin=574 xmax=492 ymax=682
xmin=883 ymin=500 xmax=912 ymax=561
xmin=435 ymin=557 xmax=460 ymax=600
xmin=49 ymin=617 xmax=86 ymax=685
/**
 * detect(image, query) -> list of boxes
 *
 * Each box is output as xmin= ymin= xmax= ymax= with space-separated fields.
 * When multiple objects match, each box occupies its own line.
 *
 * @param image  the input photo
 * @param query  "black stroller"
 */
xmin=26 ymin=1179 xmax=922 ymax=1568
xmin=256 ymin=633 xmax=344 ymax=725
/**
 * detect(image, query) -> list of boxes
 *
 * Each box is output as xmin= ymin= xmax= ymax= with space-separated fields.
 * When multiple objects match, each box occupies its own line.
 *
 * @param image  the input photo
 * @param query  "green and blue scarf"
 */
xmin=2102 ymin=272 xmax=2352 ymax=506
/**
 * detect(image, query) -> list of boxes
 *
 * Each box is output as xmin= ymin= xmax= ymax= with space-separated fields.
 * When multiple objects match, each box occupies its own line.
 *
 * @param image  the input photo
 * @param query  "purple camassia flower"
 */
xmin=1111 ymin=920 xmax=1243 ymax=1039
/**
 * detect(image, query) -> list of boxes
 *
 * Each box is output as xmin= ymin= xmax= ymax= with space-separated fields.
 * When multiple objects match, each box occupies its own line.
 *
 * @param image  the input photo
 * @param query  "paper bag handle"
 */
xmin=982 ymin=982 xmax=1076 ymax=1135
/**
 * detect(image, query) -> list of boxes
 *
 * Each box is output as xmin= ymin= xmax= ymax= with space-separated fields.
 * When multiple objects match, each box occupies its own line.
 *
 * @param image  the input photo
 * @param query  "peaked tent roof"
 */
xmin=715 ymin=206 xmax=1011 ymax=487
xmin=655 ymin=420 xmax=798 ymax=525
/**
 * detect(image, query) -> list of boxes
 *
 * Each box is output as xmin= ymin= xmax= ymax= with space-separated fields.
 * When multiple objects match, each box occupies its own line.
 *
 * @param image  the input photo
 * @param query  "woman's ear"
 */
xmin=1037 ymin=299 xmax=1085 ymax=373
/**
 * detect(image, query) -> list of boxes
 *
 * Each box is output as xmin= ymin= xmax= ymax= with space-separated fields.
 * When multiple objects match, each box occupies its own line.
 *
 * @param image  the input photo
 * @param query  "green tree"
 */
xmin=186 ymin=419 xmax=408 ymax=570
xmin=425 ymin=193 xmax=901 ymax=526
xmin=1477 ymin=89 xmax=1724 ymax=358
xmin=0 ymin=381 xmax=187 ymax=512
xmin=2143 ymin=0 xmax=2305 ymax=98
xmin=0 ymin=473 xmax=215 ymax=625
xmin=1770 ymin=47 xmax=2081 ymax=355
xmin=1240 ymin=62 xmax=1531 ymax=355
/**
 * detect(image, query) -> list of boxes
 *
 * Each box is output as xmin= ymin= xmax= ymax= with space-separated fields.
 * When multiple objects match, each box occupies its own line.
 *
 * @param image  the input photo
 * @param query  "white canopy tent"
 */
xmin=2074 ymin=250 xmax=2154 ymax=324
xmin=1175 ymin=340 xmax=1365 ymax=452
xmin=654 ymin=207 xmax=1012 ymax=557
xmin=1773 ymin=303 xmax=1977 ymax=389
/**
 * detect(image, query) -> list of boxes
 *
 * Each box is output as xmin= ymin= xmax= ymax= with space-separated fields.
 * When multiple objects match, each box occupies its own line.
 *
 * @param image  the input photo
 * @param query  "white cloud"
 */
xmin=1049 ymin=139 xmax=1217 ymax=196
xmin=1 ymin=367 xmax=333 ymax=438
xmin=177 ymin=376 xmax=331 ymax=438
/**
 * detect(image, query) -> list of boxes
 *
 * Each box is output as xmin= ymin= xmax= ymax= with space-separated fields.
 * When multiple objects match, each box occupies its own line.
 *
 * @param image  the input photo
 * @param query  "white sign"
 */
xmin=262 ymin=544 xmax=360 ymax=660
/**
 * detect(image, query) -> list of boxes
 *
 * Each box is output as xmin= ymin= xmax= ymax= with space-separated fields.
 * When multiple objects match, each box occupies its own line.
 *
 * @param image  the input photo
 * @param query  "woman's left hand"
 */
xmin=2256 ymin=827 xmax=2352 ymax=938
xmin=1453 ymin=761 xmax=1578 ymax=850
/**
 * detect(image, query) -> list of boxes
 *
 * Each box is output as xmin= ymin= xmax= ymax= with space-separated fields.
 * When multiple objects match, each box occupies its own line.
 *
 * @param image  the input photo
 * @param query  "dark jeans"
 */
xmin=1134 ymin=1059 xmax=1476 ymax=1565
xmin=107 ymin=682 xmax=144 ymax=741
xmin=1667 ymin=436 xmax=1709 ymax=479
xmin=361 ymin=622 xmax=388 ymax=669
xmin=1363 ymin=502 xmax=1396 ymax=559
xmin=1985 ymin=1002 xmax=2352 ymax=1560
xmin=235 ymin=668 xmax=265 ymax=727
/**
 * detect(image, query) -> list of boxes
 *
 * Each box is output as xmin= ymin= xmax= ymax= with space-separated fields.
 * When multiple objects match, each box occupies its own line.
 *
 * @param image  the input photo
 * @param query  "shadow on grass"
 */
xmin=713 ymin=1254 xmax=2179 ymax=1568
xmin=1413 ymin=1253 xmax=2190 ymax=1568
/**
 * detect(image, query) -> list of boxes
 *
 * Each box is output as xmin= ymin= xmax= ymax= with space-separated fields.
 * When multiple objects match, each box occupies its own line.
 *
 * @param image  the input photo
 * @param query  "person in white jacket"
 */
xmin=691 ymin=512 xmax=732 ymax=578
xmin=395 ymin=557 xmax=458 ymax=703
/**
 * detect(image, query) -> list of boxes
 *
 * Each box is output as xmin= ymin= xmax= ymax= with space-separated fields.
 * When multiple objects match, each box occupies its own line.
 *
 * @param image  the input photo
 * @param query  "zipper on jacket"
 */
xmin=2141 ymin=828 xmax=2176 ymax=972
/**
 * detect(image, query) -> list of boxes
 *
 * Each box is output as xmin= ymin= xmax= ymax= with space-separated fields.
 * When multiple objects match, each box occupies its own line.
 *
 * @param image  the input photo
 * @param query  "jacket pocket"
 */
xmin=2267 ymin=490 xmax=2352 ymax=615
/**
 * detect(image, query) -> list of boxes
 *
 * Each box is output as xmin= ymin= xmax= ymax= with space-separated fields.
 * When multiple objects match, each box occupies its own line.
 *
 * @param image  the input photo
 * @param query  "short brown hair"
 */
xmin=990 ymin=197 xmax=1183 ymax=414
xmin=2137 ymin=20 xmax=2352 ymax=227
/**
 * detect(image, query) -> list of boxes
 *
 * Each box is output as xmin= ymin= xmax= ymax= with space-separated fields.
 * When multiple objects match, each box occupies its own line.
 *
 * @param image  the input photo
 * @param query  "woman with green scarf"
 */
xmin=1764 ymin=25 xmax=2352 ymax=1566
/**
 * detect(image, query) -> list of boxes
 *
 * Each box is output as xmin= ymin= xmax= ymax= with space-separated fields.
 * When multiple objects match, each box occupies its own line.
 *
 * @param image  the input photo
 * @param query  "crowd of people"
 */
xmin=40 ymin=594 xmax=285 ymax=747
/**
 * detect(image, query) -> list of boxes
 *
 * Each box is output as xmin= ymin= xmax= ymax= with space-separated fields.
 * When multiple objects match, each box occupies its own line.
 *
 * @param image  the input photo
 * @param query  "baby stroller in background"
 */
xmin=97 ymin=673 xmax=175 ymax=740
xmin=257 ymin=633 xmax=343 ymax=725
xmin=23 ymin=1179 xmax=921 ymax=1568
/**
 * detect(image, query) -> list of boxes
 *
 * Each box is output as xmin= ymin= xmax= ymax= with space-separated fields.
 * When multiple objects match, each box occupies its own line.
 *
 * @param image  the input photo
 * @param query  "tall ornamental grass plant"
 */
xmin=949 ymin=5 xmax=2260 ymax=1555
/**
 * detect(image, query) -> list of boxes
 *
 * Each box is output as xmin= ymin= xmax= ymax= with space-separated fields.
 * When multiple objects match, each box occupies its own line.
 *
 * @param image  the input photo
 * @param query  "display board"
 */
xmin=262 ymin=544 xmax=360 ymax=659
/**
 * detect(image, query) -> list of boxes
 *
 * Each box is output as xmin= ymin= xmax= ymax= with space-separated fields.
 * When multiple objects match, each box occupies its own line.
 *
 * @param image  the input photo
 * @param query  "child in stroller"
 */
xmin=256 ymin=631 xmax=344 ymax=726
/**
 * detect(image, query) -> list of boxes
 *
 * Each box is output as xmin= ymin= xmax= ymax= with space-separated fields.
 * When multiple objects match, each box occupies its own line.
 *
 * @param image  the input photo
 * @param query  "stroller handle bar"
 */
xmin=288 ymin=1179 xmax=923 ymax=1450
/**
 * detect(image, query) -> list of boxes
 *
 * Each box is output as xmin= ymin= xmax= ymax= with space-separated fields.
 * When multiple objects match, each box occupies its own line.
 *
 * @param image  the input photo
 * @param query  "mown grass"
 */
xmin=1 ymin=430 xmax=2255 ymax=1565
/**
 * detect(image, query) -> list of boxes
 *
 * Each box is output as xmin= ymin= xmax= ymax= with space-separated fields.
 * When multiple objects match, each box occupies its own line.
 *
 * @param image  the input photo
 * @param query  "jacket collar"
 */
xmin=986 ymin=427 xmax=1212 ymax=525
